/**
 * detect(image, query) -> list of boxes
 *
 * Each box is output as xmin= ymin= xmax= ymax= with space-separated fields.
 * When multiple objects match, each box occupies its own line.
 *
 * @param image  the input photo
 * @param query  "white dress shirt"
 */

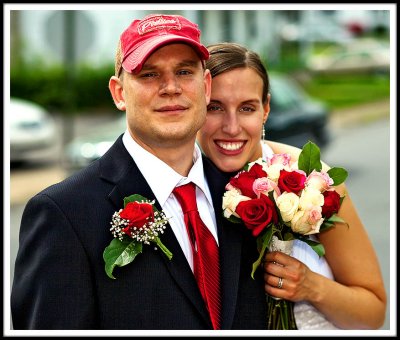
xmin=122 ymin=130 xmax=218 ymax=271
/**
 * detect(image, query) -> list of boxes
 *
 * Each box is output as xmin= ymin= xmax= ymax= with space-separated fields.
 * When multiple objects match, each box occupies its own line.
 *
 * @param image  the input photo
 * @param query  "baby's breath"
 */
xmin=110 ymin=206 xmax=170 ymax=243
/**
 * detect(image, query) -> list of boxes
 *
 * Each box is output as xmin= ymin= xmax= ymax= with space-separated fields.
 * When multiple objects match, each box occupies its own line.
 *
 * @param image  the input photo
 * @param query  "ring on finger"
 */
xmin=277 ymin=277 xmax=283 ymax=289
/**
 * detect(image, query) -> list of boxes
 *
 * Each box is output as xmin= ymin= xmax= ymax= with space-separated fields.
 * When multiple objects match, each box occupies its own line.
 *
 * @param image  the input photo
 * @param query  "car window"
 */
xmin=269 ymin=76 xmax=304 ymax=111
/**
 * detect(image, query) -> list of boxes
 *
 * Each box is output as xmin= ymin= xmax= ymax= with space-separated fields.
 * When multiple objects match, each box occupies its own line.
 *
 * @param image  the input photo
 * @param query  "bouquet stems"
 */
xmin=266 ymin=294 xmax=297 ymax=330
xmin=266 ymin=235 xmax=297 ymax=329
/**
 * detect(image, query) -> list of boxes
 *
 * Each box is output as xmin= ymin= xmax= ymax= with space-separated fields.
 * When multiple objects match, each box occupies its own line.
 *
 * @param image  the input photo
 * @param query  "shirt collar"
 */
xmin=122 ymin=130 xmax=212 ymax=207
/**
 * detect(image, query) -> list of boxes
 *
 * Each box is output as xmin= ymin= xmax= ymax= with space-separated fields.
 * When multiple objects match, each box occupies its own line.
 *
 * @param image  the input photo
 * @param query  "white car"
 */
xmin=307 ymin=39 xmax=390 ymax=74
xmin=9 ymin=97 xmax=59 ymax=163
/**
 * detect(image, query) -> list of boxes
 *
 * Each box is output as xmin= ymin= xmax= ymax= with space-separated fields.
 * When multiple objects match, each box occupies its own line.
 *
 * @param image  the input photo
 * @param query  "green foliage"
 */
xmin=301 ymin=73 xmax=390 ymax=109
xmin=11 ymin=47 xmax=389 ymax=118
xmin=298 ymin=141 xmax=322 ymax=175
xmin=327 ymin=167 xmax=348 ymax=186
xmin=252 ymin=226 xmax=274 ymax=279
xmin=103 ymin=237 xmax=143 ymax=280
xmin=10 ymin=63 xmax=115 ymax=116
xmin=263 ymin=40 xmax=390 ymax=110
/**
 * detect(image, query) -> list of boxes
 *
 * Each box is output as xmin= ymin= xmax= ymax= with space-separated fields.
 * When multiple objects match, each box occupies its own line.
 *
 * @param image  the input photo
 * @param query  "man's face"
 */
xmin=121 ymin=43 xmax=211 ymax=153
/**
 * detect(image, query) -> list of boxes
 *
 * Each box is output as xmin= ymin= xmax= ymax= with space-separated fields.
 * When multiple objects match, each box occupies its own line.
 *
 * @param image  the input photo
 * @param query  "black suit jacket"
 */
xmin=11 ymin=135 xmax=267 ymax=330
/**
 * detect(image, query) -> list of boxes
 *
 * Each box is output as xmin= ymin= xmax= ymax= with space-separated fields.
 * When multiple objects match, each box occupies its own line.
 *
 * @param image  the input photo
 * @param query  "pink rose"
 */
xmin=252 ymin=177 xmax=281 ymax=198
xmin=229 ymin=163 xmax=267 ymax=198
xmin=268 ymin=153 xmax=291 ymax=166
xmin=306 ymin=170 xmax=333 ymax=192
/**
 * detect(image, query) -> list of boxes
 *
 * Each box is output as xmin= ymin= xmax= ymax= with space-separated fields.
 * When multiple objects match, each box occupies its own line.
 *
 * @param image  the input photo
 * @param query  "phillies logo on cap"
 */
xmin=138 ymin=15 xmax=182 ymax=35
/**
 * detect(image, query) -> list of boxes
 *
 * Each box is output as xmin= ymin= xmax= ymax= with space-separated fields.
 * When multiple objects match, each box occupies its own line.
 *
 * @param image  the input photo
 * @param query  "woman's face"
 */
xmin=197 ymin=67 xmax=269 ymax=172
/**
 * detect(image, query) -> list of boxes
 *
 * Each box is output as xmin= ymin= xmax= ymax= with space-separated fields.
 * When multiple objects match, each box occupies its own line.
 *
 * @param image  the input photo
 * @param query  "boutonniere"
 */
xmin=103 ymin=194 xmax=173 ymax=279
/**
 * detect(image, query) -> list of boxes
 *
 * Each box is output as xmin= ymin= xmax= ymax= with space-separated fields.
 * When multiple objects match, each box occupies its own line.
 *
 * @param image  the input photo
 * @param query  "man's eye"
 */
xmin=177 ymin=70 xmax=192 ymax=75
xmin=141 ymin=73 xmax=157 ymax=78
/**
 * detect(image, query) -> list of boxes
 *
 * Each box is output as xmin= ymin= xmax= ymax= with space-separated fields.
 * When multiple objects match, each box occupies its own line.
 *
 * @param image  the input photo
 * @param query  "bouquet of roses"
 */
xmin=222 ymin=141 xmax=348 ymax=329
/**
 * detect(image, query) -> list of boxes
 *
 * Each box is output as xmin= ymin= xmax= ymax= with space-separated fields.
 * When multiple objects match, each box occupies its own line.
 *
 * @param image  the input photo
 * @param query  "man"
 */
xmin=11 ymin=14 xmax=266 ymax=330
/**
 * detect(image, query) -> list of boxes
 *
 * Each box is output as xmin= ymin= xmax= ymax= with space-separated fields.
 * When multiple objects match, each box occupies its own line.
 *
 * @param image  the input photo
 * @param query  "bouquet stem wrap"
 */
xmin=266 ymin=236 xmax=297 ymax=330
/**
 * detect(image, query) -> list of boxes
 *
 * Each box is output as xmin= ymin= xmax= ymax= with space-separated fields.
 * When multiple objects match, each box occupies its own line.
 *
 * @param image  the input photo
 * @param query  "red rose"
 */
xmin=322 ymin=190 xmax=341 ymax=218
xmin=278 ymin=169 xmax=306 ymax=194
xmin=120 ymin=202 xmax=154 ymax=233
xmin=230 ymin=163 xmax=268 ymax=198
xmin=235 ymin=194 xmax=278 ymax=237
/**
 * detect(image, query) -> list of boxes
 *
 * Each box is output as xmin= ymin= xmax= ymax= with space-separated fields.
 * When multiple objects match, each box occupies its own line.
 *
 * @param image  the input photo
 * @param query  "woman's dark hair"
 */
xmin=206 ymin=42 xmax=270 ymax=103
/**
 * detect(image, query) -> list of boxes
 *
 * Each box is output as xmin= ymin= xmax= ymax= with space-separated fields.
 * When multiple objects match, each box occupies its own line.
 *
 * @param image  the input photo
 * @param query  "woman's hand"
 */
xmin=263 ymin=251 xmax=321 ymax=303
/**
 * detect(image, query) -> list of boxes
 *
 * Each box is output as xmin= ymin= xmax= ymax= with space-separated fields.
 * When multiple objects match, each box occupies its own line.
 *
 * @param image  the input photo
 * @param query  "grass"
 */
xmin=300 ymin=72 xmax=390 ymax=109
xmin=267 ymin=40 xmax=391 ymax=110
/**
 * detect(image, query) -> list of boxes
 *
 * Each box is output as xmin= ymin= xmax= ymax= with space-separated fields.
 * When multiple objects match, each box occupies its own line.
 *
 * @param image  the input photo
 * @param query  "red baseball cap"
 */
xmin=117 ymin=14 xmax=209 ymax=75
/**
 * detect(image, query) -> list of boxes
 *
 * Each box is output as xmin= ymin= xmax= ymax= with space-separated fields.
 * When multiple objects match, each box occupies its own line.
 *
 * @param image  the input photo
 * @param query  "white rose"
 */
xmin=276 ymin=192 xmax=300 ymax=223
xmin=299 ymin=187 xmax=324 ymax=210
xmin=222 ymin=189 xmax=250 ymax=218
xmin=264 ymin=164 xmax=284 ymax=182
xmin=291 ymin=207 xmax=323 ymax=235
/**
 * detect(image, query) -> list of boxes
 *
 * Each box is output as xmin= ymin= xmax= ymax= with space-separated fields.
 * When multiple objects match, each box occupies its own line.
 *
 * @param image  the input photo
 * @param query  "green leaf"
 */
xmin=327 ymin=167 xmax=348 ymax=186
xmin=225 ymin=214 xmax=243 ymax=224
xmin=319 ymin=220 xmax=335 ymax=232
xmin=103 ymin=237 xmax=143 ymax=279
xmin=298 ymin=236 xmax=325 ymax=257
xmin=123 ymin=194 xmax=150 ymax=207
xmin=251 ymin=227 xmax=274 ymax=279
xmin=298 ymin=141 xmax=322 ymax=175
xmin=326 ymin=214 xmax=349 ymax=227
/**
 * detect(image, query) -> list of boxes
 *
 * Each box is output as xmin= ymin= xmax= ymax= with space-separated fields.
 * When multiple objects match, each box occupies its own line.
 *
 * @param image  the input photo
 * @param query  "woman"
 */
xmin=196 ymin=42 xmax=386 ymax=329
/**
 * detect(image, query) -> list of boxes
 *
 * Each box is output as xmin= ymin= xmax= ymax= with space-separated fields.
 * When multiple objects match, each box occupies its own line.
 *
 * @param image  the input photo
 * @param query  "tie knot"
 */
xmin=173 ymin=182 xmax=198 ymax=214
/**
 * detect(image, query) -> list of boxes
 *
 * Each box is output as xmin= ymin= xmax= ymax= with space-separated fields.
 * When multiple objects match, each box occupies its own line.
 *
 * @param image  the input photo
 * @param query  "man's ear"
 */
xmin=204 ymin=69 xmax=212 ymax=105
xmin=109 ymin=76 xmax=126 ymax=111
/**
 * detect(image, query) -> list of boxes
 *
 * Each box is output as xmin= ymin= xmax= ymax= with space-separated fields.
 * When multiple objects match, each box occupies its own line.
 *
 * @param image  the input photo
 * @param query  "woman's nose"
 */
xmin=222 ymin=113 xmax=242 ymax=136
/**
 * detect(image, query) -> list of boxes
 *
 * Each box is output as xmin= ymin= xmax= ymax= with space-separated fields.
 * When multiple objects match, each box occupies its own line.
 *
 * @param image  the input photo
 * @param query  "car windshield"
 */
xmin=270 ymin=76 xmax=305 ymax=111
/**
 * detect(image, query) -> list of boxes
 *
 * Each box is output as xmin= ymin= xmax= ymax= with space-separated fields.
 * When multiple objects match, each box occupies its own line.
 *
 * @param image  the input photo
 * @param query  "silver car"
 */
xmin=9 ymin=97 xmax=58 ymax=163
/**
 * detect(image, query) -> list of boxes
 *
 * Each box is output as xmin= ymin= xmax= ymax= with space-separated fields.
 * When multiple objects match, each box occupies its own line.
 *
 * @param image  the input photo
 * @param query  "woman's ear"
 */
xmin=263 ymin=93 xmax=271 ymax=123
xmin=109 ymin=76 xmax=126 ymax=111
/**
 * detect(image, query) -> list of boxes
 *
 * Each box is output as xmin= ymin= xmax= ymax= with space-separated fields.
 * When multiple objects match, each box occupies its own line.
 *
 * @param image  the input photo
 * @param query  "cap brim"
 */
xmin=122 ymin=35 xmax=209 ymax=74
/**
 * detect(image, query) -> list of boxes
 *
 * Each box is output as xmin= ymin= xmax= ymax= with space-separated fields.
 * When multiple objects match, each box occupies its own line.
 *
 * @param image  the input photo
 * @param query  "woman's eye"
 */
xmin=207 ymin=104 xmax=223 ymax=112
xmin=239 ymin=106 xmax=256 ymax=113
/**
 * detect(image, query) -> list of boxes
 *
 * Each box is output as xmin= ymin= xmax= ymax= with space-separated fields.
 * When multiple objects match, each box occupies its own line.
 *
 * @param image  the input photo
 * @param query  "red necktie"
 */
xmin=173 ymin=183 xmax=221 ymax=330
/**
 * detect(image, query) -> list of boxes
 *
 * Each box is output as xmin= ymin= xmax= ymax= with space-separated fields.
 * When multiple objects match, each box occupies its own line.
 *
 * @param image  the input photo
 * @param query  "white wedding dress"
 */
xmin=262 ymin=142 xmax=339 ymax=330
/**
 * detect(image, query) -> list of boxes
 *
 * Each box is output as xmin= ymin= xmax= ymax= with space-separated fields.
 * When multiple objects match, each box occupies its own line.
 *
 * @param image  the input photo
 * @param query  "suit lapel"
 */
xmin=99 ymin=136 xmax=212 ymax=327
xmin=202 ymin=156 xmax=244 ymax=330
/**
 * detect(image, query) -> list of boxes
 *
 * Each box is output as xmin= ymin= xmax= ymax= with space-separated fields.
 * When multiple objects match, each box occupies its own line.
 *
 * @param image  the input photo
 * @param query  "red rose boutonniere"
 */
xmin=103 ymin=194 xmax=173 ymax=279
